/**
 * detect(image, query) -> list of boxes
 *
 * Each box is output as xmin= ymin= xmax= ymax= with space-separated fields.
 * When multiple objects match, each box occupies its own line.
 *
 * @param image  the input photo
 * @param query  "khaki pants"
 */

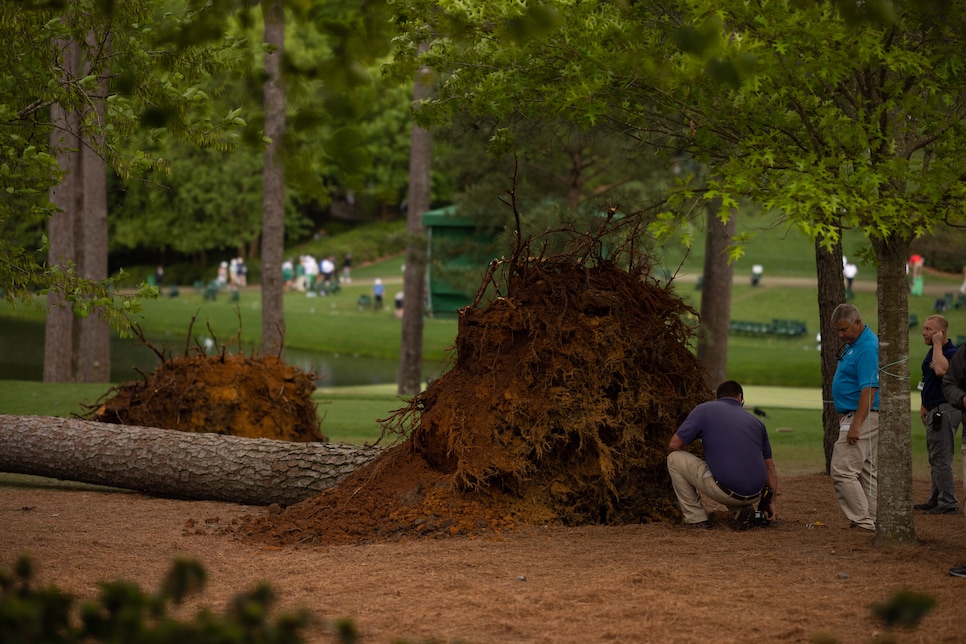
xmin=666 ymin=450 xmax=759 ymax=524
xmin=831 ymin=412 xmax=879 ymax=530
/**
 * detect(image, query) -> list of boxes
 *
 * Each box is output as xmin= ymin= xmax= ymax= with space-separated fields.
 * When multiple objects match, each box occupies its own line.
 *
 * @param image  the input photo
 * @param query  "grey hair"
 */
xmin=831 ymin=303 xmax=861 ymax=325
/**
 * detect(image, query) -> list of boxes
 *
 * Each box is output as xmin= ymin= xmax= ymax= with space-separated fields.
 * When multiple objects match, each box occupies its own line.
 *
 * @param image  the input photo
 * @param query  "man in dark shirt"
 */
xmin=915 ymin=315 xmax=961 ymax=514
xmin=667 ymin=380 xmax=778 ymax=530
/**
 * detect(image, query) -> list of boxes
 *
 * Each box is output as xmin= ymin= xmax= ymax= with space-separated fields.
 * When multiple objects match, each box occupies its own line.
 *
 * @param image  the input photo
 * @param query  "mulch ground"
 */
xmin=2 ymin=472 xmax=965 ymax=643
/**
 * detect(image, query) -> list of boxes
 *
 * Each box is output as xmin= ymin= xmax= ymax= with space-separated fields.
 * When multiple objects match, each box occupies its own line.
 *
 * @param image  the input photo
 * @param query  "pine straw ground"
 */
xmin=2 ymin=473 xmax=965 ymax=643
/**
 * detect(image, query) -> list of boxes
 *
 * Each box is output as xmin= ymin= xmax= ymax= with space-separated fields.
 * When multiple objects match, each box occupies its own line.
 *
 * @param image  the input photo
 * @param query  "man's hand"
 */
xmin=847 ymin=424 xmax=861 ymax=445
xmin=759 ymin=487 xmax=776 ymax=523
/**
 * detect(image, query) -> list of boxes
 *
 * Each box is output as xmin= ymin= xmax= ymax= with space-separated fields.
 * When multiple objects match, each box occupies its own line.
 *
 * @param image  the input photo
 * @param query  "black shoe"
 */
xmin=950 ymin=565 xmax=966 ymax=578
xmin=691 ymin=520 xmax=712 ymax=530
xmin=734 ymin=505 xmax=756 ymax=531
xmin=914 ymin=503 xmax=936 ymax=511
xmin=926 ymin=506 xmax=958 ymax=515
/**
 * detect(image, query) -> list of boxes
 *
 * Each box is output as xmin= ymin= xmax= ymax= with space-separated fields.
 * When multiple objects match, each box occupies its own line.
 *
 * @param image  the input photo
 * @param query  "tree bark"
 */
xmin=397 ymin=46 xmax=432 ymax=396
xmin=695 ymin=200 xmax=735 ymax=390
xmin=260 ymin=0 xmax=286 ymax=357
xmin=871 ymin=233 xmax=915 ymax=545
xmin=45 ymin=37 xmax=80 ymax=383
xmin=815 ymin=239 xmax=846 ymax=473
xmin=0 ymin=415 xmax=383 ymax=506
xmin=77 ymin=30 xmax=111 ymax=383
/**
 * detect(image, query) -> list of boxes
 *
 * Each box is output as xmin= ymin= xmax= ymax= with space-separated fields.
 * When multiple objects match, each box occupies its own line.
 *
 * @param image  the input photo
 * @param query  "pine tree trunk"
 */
xmin=45 ymin=37 xmax=80 ymax=383
xmin=695 ymin=200 xmax=735 ymax=391
xmin=77 ymin=33 xmax=111 ymax=383
xmin=261 ymin=0 xmax=286 ymax=357
xmin=815 ymin=239 xmax=846 ymax=473
xmin=0 ymin=415 xmax=383 ymax=506
xmin=871 ymin=233 xmax=916 ymax=545
xmin=397 ymin=46 xmax=432 ymax=396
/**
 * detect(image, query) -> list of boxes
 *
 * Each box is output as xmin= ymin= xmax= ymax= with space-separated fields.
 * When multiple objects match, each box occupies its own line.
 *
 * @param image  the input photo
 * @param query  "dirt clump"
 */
xmin=87 ymin=334 xmax=323 ymax=443
xmin=241 ymin=221 xmax=712 ymax=546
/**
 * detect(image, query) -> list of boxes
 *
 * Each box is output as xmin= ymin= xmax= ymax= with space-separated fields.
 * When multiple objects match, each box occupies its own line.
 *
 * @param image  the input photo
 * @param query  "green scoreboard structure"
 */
xmin=421 ymin=206 xmax=499 ymax=318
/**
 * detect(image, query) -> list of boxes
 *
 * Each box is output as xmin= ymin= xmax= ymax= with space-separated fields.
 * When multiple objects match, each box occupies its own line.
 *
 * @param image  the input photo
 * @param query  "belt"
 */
xmin=715 ymin=481 xmax=761 ymax=502
xmin=840 ymin=410 xmax=878 ymax=416
xmin=927 ymin=402 xmax=949 ymax=412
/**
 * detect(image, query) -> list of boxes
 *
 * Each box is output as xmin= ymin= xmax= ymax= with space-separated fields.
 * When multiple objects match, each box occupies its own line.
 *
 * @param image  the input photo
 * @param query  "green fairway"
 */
xmin=0 ymin=380 xmax=408 ymax=446
xmin=741 ymin=385 xmax=940 ymax=476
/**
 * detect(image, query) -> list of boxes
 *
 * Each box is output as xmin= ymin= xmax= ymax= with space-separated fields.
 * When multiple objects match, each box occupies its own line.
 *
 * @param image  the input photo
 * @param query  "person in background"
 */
xmin=303 ymin=254 xmax=319 ymax=291
xmin=843 ymin=262 xmax=858 ymax=297
xmin=217 ymin=261 xmax=229 ymax=289
xmin=372 ymin=278 xmax=385 ymax=310
xmin=667 ymin=380 xmax=777 ymax=530
xmin=829 ymin=303 xmax=879 ymax=531
xmin=342 ymin=252 xmax=352 ymax=283
xmin=910 ymin=253 xmax=924 ymax=279
xmin=236 ymin=257 xmax=247 ymax=288
xmin=282 ymin=259 xmax=294 ymax=292
xmin=320 ymin=255 xmax=336 ymax=289
xmin=914 ymin=315 xmax=961 ymax=515
xmin=942 ymin=330 xmax=966 ymax=577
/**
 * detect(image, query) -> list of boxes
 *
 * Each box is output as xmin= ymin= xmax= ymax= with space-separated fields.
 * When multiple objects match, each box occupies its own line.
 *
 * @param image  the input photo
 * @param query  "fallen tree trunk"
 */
xmin=0 ymin=415 xmax=384 ymax=506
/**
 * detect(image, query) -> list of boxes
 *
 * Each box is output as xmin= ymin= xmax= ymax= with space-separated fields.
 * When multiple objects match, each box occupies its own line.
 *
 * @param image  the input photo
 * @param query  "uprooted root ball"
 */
xmin=239 ymin=256 xmax=711 ymax=546
xmin=90 ymin=353 xmax=323 ymax=442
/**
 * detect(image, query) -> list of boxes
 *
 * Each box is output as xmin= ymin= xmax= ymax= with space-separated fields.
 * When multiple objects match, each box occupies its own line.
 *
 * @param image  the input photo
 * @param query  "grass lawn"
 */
xmin=0 ymin=380 xmax=405 ymax=446
xmin=3 ymin=269 xmax=961 ymax=388
xmin=0 ymin=276 xmax=458 ymax=363
xmin=742 ymin=385 xmax=940 ymax=477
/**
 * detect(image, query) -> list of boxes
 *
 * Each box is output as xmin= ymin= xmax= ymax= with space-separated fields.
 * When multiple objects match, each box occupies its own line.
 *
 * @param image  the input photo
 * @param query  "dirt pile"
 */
xmin=88 ymin=347 xmax=323 ymax=443
xmin=240 ymin=239 xmax=712 ymax=546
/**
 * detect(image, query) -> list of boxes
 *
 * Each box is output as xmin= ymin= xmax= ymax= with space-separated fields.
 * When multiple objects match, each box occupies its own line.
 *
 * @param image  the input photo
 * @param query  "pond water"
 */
xmin=0 ymin=317 xmax=446 ymax=387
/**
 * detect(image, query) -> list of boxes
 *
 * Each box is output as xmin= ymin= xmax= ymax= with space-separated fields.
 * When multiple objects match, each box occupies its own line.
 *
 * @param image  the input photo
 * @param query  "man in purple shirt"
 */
xmin=667 ymin=380 xmax=778 ymax=530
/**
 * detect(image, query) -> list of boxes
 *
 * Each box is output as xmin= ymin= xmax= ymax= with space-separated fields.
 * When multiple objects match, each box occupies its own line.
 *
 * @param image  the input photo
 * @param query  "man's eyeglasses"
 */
xmin=836 ymin=343 xmax=851 ymax=361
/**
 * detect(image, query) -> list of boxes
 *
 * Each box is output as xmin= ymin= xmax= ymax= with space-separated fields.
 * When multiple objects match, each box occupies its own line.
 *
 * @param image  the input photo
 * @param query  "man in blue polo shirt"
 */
xmin=667 ymin=380 xmax=777 ymax=530
xmin=830 ymin=303 xmax=879 ymax=531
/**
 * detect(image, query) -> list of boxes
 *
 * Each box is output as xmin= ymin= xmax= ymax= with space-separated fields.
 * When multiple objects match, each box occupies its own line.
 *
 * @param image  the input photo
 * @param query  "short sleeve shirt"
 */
xmin=674 ymin=398 xmax=772 ymax=496
xmin=922 ymin=341 xmax=958 ymax=409
xmin=832 ymin=325 xmax=879 ymax=413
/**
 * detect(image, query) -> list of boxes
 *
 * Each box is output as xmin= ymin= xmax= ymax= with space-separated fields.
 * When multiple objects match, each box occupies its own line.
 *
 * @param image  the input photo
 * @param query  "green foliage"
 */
xmin=0 ymin=555 xmax=323 ymax=643
xmin=871 ymin=588 xmax=936 ymax=630
xmin=110 ymin=137 xmax=306 ymax=259
xmin=391 ymin=0 xmax=966 ymax=252
xmin=0 ymin=0 xmax=250 ymax=332
xmin=290 ymin=219 xmax=408 ymax=265
xmin=0 ymin=0 xmax=412 ymax=333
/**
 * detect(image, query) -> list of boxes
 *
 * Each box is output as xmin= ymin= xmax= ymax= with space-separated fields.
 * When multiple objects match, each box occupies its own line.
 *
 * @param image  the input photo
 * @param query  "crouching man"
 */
xmin=667 ymin=380 xmax=778 ymax=530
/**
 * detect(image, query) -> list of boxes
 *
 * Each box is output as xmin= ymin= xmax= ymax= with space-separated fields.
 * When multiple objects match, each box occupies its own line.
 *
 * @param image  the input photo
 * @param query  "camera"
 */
xmin=754 ymin=485 xmax=774 ymax=526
